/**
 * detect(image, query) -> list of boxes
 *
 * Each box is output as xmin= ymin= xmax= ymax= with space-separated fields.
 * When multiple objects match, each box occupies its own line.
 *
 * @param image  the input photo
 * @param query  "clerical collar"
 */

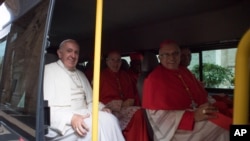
xmin=56 ymin=60 xmax=82 ymax=88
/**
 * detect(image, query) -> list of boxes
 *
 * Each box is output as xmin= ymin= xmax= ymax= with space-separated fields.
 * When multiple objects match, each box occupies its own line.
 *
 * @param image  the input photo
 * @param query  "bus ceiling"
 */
xmin=2 ymin=0 xmax=250 ymax=59
xmin=46 ymin=0 xmax=250 ymax=59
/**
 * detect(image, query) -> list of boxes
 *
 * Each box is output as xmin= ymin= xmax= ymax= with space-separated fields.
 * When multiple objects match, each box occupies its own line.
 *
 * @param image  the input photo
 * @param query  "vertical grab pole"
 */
xmin=92 ymin=0 xmax=103 ymax=141
xmin=233 ymin=28 xmax=250 ymax=124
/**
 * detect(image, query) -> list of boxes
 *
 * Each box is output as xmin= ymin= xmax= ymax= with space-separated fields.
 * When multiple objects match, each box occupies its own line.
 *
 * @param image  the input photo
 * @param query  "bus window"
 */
xmin=188 ymin=52 xmax=199 ymax=71
xmin=0 ymin=39 xmax=7 ymax=80
xmin=121 ymin=56 xmax=131 ymax=66
xmin=204 ymin=48 xmax=235 ymax=88
xmin=0 ymin=0 xmax=50 ymax=140
xmin=190 ymin=48 xmax=236 ymax=89
xmin=0 ymin=0 xmax=248 ymax=140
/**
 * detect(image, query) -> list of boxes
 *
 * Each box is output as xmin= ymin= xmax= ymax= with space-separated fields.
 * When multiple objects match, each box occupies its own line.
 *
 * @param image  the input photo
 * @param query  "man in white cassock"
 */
xmin=43 ymin=39 xmax=125 ymax=141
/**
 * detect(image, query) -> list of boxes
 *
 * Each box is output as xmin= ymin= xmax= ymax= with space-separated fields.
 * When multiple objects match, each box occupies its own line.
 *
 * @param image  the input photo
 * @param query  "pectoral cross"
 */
xmin=190 ymin=100 xmax=197 ymax=110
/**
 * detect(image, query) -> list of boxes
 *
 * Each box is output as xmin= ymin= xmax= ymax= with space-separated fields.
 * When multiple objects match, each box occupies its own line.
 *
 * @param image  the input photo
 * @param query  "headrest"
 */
xmin=141 ymin=52 xmax=159 ymax=72
xmin=45 ymin=53 xmax=58 ymax=64
xmin=121 ymin=59 xmax=129 ymax=70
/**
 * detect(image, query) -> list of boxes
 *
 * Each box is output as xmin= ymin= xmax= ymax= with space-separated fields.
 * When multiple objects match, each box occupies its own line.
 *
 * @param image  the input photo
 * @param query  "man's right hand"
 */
xmin=71 ymin=114 xmax=90 ymax=136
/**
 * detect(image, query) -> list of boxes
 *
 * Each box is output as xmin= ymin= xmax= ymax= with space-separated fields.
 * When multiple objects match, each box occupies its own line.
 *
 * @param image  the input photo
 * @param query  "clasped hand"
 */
xmin=122 ymin=99 xmax=134 ymax=107
xmin=194 ymin=103 xmax=218 ymax=122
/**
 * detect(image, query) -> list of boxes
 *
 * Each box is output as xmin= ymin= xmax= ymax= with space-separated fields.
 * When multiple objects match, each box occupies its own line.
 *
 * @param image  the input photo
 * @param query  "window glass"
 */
xmin=121 ymin=56 xmax=131 ymax=64
xmin=156 ymin=54 xmax=160 ymax=62
xmin=190 ymin=48 xmax=236 ymax=89
xmin=121 ymin=56 xmax=130 ymax=70
xmin=0 ymin=3 xmax=11 ymax=30
xmin=0 ymin=1 xmax=49 ymax=139
xmin=0 ymin=40 xmax=7 ymax=80
xmin=188 ymin=52 xmax=199 ymax=71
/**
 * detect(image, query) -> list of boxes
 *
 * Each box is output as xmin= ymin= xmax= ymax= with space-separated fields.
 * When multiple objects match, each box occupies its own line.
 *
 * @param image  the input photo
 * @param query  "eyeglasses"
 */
xmin=159 ymin=51 xmax=180 ymax=58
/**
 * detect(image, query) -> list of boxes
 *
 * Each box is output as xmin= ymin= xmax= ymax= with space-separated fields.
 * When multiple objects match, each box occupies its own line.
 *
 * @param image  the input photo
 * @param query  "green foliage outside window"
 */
xmin=191 ymin=63 xmax=234 ymax=88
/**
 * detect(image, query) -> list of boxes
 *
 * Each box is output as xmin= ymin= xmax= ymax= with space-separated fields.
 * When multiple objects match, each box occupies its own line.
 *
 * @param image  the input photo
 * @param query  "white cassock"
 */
xmin=43 ymin=60 xmax=125 ymax=141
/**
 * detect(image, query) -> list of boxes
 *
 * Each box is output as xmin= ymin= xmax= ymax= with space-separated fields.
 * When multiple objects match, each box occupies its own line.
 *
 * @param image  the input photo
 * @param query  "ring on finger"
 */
xmin=202 ymin=109 xmax=206 ymax=114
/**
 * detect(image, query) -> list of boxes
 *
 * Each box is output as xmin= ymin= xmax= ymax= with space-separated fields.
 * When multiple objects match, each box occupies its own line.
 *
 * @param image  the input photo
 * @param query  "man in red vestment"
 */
xmin=100 ymin=50 xmax=149 ymax=141
xmin=142 ymin=40 xmax=231 ymax=141
xmin=180 ymin=46 xmax=233 ymax=118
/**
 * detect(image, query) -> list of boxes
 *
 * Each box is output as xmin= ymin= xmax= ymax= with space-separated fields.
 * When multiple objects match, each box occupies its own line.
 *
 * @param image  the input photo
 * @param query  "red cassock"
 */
xmin=127 ymin=69 xmax=139 ymax=84
xmin=100 ymin=68 xmax=138 ymax=104
xmin=142 ymin=65 xmax=232 ymax=130
xmin=143 ymin=65 xmax=208 ymax=110
xmin=100 ymin=68 xmax=149 ymax=141
xmin=123 ymin=109 xmax=149 ymax=141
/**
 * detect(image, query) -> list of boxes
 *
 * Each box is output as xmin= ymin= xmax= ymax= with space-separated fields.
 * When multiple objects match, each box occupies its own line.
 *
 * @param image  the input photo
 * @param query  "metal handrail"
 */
xmin=92 ymin=0 xmax=103 ymax=141
xmin=233 ymin=28 xmax=250 ymax=124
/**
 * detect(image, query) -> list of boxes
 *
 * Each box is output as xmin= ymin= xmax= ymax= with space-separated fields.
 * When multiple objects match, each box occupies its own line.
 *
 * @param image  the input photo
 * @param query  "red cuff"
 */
xmin=177 ymin=111 xmax=194 ymax=130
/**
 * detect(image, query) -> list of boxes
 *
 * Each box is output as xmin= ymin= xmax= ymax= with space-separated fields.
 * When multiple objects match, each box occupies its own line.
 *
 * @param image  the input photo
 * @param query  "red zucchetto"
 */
xmin=129 ymin=52 xmax=143 ymax=61
xmin=160 ymin=39 xmax=178 ymax=48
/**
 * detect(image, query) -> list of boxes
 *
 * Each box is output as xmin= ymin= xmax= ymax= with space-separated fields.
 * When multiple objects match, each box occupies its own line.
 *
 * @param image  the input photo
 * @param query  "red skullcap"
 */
xmin=129 ymin=52 xmax=143 ymax=61
xmin=160 ymin=39 xmax=178 ymax=48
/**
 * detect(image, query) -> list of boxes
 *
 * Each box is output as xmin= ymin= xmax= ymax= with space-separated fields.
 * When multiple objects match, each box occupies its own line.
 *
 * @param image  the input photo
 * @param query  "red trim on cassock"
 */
xmin=123 ymin=109 xmax=150 ymax=141
xmin=178 ymin=111 xmax=195 ymax=130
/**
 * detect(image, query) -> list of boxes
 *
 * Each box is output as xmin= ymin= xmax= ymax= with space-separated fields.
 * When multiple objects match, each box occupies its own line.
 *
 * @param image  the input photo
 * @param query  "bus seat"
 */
xmin=45 ymin=53 xmax=58 ymax=64
xmin=84 ymin=60 xmax=94 ymax=83
xmin=121 ymin=59 xmax=129 ymax=70
xmin=137 ymin=52 xmax=159 ymax=101
xmin=136 ymin=51 xmax=159 ymax=141
xmin=44 ymin=100 xmax=50 ymax=135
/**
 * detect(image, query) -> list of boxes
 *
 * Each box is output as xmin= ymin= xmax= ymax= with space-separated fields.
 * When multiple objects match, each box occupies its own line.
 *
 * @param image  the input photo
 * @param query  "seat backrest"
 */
xmin=121 ymin=59 xmax=129 ymax=70
xmin=136 ymin=51 xmax=159 ymax=141
xmin=44 ymin=100 xmax=50 ymax=134
xmin=137 ymin=52 xmax=159 ymax=101
xmin=45 ymin=53 xmax=58 ymax=64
